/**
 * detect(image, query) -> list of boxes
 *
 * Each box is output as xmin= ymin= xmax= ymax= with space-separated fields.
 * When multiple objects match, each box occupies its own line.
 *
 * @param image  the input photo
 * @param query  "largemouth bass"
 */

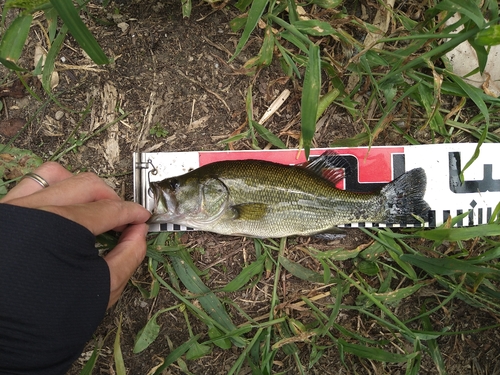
xmin=148 ymin=152 xmax=430 ymax=238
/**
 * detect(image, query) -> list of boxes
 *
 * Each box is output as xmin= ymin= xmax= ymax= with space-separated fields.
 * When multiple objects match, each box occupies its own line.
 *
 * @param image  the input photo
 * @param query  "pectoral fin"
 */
xmin=231 ymin=203 xmax=268 ymax=220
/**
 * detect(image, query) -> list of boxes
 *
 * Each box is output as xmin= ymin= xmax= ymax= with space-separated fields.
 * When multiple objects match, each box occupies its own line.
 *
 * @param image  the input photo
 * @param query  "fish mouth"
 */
xmin=148 ymin=182 xmax=177 ymax=224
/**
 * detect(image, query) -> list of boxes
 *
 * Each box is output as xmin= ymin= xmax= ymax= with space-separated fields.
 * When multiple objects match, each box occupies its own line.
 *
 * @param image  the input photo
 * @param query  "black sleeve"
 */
xmin=0 ymin=204 xmax=110 ymax=375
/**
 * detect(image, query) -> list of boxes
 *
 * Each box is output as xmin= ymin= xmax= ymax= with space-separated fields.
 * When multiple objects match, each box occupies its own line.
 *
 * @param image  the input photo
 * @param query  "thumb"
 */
xmin=104 ymin=223 xmax=148 ymax=308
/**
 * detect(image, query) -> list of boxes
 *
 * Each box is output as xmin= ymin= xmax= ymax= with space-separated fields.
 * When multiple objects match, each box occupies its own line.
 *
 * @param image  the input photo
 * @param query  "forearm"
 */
xmin=0 ymin=204 xmax=110 ymax=375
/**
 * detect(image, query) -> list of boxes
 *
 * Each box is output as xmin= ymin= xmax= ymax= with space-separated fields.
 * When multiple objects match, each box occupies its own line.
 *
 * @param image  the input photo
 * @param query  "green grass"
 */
xmin=1 ymin=0 xmax=500 ymax=373
xmin=124 ymin=220 xmax=500 ymax=374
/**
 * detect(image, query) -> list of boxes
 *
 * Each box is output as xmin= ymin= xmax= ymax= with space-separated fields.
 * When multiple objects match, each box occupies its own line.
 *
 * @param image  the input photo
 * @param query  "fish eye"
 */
xmin=169 ymin=178 xmax=180 ymax=191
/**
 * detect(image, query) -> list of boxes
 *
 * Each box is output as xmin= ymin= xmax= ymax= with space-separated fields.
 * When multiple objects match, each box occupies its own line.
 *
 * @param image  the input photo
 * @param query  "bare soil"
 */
xmin=1 ymin=0 xmax=500 ymax=374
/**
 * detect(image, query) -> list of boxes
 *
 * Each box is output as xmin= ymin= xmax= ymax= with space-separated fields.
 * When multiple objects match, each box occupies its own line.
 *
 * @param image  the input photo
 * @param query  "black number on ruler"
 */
xmin=449 ymin=152 xmax=500 ymax=193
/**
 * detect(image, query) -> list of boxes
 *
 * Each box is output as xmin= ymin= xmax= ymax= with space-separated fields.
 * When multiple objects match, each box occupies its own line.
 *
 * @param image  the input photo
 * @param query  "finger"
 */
xmin=44 ymin=199 xmax=151 ymax=235
xmin=6 ymin=171 xmax=122 ymax=208
xmin=104 ymin=223 xmax=148 ymax=307
xmin=1 ymin=162 xmax=73 ymax=203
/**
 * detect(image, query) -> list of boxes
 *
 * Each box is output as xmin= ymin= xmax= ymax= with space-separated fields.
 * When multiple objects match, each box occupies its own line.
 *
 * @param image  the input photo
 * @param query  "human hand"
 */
xmin=0 ymin=162 xmax=151 ymax=308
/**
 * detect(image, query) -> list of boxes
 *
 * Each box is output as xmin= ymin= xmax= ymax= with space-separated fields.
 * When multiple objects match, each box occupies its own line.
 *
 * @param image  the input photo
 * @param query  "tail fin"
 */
xmin=382 ymin=168 xmax=430 ymax=224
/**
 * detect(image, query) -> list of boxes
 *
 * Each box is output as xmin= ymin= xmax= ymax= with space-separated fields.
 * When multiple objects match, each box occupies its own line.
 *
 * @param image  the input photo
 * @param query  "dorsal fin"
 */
xmin=298 ymin=151 xmax=351 ymax=185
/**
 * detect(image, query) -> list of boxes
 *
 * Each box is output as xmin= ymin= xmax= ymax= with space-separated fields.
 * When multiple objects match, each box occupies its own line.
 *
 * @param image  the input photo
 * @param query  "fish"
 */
xmin=148 ymin=151 xmax=430 ymax=238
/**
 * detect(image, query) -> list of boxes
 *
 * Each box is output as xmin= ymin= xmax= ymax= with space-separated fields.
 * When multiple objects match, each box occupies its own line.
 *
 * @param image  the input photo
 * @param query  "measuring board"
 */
xmin=133 ymin=143 xmax=500 ymax=232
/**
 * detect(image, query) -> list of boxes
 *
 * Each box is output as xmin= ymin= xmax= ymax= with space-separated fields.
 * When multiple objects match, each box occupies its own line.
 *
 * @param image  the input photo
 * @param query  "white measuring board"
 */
xmin=133 ymin=144 xmax=500 ymax=232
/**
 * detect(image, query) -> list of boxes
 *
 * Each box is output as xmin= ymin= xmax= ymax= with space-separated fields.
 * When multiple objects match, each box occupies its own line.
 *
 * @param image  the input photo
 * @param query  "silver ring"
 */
xmin=21 ymin=172 xmax=49 ymax=188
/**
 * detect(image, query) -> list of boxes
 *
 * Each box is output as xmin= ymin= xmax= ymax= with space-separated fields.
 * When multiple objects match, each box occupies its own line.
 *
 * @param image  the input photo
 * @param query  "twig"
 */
xmin=176 ymin=69 xmax=231 ymax=113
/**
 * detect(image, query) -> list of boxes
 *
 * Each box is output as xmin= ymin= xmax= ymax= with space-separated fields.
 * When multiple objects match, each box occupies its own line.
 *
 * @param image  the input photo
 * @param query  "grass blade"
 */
xmin=435 ymin=0 xmax=485 ymax=28
xmin=79 ymin=341 xmax=99 ymax=375
xmin=419 ymin=305 xmax=448 ymax=375
xmin=113 ymin=314 xmax=126 ymax=375
xmin=221 ymin=254 xmax=265 ymax=292
xmin=252 ymin=121 xmax=286 ymax=148
xmin=301 ymin=44 xmax=321 ymax=158
xmin=400 ymin=254 xmax=500 ymax=276
xmin=279 ymin=255 xmax=323 ymax=282
xmin=153 ymin=334 xmax=201 ymax=375
xmin=230 ymin=0 xmax=268 ymax=61
xmin=338 ymin=339 xmax=418 ymax=362
xmin=0 ymin=14 xmax=32 ymax=68
xmin=42 ymin=24 xmax=68 ymax=91
xmin=169 ymin=250 xmax=245 ymax=347
xmin=415 ymin=224 xmax=500 ymax=241
xmin=448 ymin=75 xmax=489 ymax=177
xmin=475 ymin=25 xmax=500 ymax=46
xmin=49 ymin=0 xmax=109 ymax=64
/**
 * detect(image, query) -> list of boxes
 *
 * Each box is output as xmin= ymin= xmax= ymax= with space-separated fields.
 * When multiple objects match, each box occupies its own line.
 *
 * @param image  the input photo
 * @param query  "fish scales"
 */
xmin=149 ymin=152 xmax=430 ymax=238
xmin=203 ymin=160 xmax=383 ymax=237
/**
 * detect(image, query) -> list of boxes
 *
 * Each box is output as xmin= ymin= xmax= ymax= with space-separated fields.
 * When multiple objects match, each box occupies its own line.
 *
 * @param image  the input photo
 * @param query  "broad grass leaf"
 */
xmin=416 ymin=224 xmax=500 ymax=241
xmin=338 ymin=339 xmax=418 ymax=362
xmin=280 ymin=30 xmax=309 ymax=54
xmin=258 ymin=26 xmax=274 ymax=66
xmin=380 ymin=24 xmax=479 ymax=85
xmin=49 ymin=0 xmax=109 ymax=64
xmin=231 ymin=0 xmax=268 ymax=60
xmin=234 ymin=0 xmax=253 ymax=11
xmin=419 ymin=306 xmax=447 ymax=373
xmin=357 ymin=260 xmax=379 ymax=276
xmin=489 ymin=202 xmax=500 ymax=224
xmin=467 ymin=36 xmax=489 ymax=74
xmin=405 ymin=340 xmax=422 ymax=375
xmin=286 ymin=0 xmax=299 ymax=23
xmin=208 ymin=325 xmax=232 ymax=349
xmin=301 ymin=44 xmax=321 ymax=159
xmin=449 ymin=75 xmax=489 ymax=178
xmin=276 ymin=43 xmax=301 ymax=77
xmin=312 ymin=246 xmax=362 ymax=261
xmin=221 ymin=255 xmax=265 ymax=292
xmin=310 ymin=0 xmax=342 ymax=9
xmin=230 ymin=15 xmax=247 ymax=32
xmin=467 ymin=246 xmax=500 ymax=263
xmin=372 ymin=283 xmax=425 ymax=305
xmin=330 ymin=132 xmax=370 ymax=147
xmin=186 ymin=341 xmax=212 ymax=360
xmin=484 ymin=0 xmax=499 ymax=21
xmin=293 ymin=20 xmax=336 ymax=36
xmin=400 ymin=254 xmax=500 ymax=276
xmin=359 ymin=241 xmax=385 ymax=260
xmin=169 ymin=251 xmax=245 ymax=347
xmin=0 ymin=14 xmax=33 ymax=64
xmin=181 ymin=0 xmax=191 ymax=17
xmin=475 ymin=25 xmax=500 ymax=46
xmin=279 ymin=255 xmax=323 ymax=282
xmin=5 ymin=0 xmax=50 ymax=11
xmin=133 ymin=310 xmax=162 ymax=353
xmin=153 ymin=334 xmax=201 ymax=375
xmin=316 ymin=88 xmax=339 ymax=120
xmin=45 ymin=7 xmax=58 ymax=42
xmin=252 ymin=121 xmax=286 ymax=148
xmin=379 ymin=232 xmax=417 ymax=280
xmin=42 ymin=24 xmax=67 ymax=91
xmin=79 ymin=342 xmax=99 ymax=375
xmin=113 ymin=315 xmax=125 ymax=375
xmin=435 ymin=0 xmax=485 ymax=29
